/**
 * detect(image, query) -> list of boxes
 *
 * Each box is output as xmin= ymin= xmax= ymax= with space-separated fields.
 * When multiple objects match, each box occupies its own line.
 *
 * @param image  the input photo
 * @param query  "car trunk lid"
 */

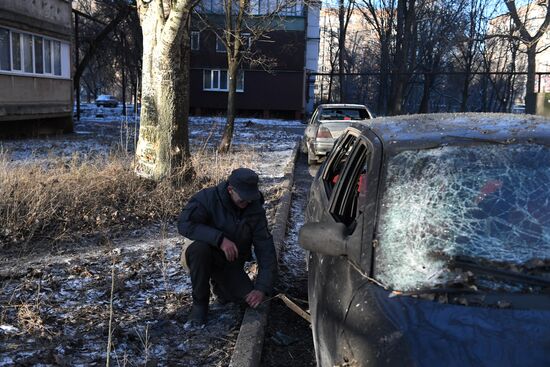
xmin=319 ymin=121 xmax=354 ymax=140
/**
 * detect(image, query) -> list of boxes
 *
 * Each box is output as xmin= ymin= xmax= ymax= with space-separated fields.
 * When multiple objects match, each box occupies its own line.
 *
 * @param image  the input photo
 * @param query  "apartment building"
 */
xmin=189 ymin=0 xmax=320 ymax=119
xmin=0 ymin=0 xmax=73 ymax=137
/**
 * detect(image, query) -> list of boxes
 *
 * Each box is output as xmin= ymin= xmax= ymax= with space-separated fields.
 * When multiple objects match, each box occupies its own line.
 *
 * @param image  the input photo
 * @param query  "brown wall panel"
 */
xmin=190 ymin=69 xmax=304 ymax=112
xmin=190 ymin=30 xmax=305 ymax=71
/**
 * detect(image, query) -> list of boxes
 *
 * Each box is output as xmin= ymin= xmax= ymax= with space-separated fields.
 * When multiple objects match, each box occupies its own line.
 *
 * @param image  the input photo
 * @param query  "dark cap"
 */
xmin=228 ymin=168 xmax=261 ymax=202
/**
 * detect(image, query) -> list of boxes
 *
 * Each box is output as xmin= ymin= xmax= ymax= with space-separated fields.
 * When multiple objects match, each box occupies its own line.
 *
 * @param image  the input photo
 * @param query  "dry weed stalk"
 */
xmin=135 ymin=324 xmax=151 ymax=365
xmin=106 ymin=244 xmax=116 ymax=367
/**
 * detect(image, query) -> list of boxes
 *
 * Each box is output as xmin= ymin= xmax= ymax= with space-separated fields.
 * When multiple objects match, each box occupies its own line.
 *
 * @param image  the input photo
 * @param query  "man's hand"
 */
xmin=220 ymin=237 xmax=238 ymax=262
xmin=245 ymin=290 xmax=265 ymax=308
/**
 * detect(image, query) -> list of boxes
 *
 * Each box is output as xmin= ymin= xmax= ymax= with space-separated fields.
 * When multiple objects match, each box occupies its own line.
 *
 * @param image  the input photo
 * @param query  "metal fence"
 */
xmin=309 ymin=71 xmax=550 ymax=116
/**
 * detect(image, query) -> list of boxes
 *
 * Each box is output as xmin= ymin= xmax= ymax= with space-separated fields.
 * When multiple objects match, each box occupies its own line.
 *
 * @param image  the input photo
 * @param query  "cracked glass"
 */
xmin=375 ymin=144 xmax=550 ymax=291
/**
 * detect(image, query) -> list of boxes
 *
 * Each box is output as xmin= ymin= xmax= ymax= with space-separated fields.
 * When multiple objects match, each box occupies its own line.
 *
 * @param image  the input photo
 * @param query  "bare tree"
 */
xmin=415 ymin=0 xmax=466 ymax=113
xmin=452 ymin=0 xmax=497 ymax=112
xmin=73 ymin=1 xmax=133 ymax=120
xmin=357 ymin=0 xmax=397 ymax=115
xmin=504 ymin=0 xmax=550 ymax=112
xmin=387 ymin=0 xmax=416 ymax=115
xmin=195 ymin=0 xmax=250 ymax=153
xmin=337 ymin=0 xmax=355 ymax=102
xmin=73 ymin=2 xmax=131 ymax=95
xmin=194 ymin=0 xmax=302 ymax=153
xmin=318 ymin=7 xmax=341 ymax=102
xmin=484 ymin=17 xmax=524 ymax=111
xmin=134 ymin=0 xmax=198 ymax=180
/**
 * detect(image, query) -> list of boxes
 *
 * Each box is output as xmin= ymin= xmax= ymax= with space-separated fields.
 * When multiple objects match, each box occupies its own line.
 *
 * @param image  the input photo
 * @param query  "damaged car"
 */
xmin=303 ymin=103 xmax=373 ymax=165
xmin=299 ymin=113 xmax=550 ymax=367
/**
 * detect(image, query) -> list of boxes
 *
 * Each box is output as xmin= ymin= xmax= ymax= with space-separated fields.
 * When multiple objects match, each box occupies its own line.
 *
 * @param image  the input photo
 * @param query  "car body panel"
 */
xmin=362 ymin=113 xmax=550 ymax=152
xmin=312 ymin=121 xmax=356 ymax=155
xmin=341 ymin=283 xmax=550 ymax=367
xmin=95 ymin=94 xmax=118 ymax=108
xmin=300 ymin=113 xmax=550 ymax=367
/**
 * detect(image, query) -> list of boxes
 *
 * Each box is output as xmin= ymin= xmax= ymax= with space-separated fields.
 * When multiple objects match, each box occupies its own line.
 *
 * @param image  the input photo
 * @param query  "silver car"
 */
xmin=95 ymin=94 xmax=119 ymax=108
xmin=303 ymin=103 xmax=373 ymax=165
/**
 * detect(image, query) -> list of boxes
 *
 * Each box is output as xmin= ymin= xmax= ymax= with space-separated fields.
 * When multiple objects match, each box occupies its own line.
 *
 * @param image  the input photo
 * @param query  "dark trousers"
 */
xmin=186 ymin=240 xmax=254 ymax=306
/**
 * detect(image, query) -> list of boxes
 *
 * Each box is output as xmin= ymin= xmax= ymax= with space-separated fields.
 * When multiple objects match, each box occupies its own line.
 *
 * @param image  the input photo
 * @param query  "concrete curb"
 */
xmin=229 ymin=139 xmax=301 ymax=367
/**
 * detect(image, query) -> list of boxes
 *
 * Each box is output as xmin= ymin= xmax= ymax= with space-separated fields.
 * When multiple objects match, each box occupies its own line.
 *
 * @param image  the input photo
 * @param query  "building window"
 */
xmin=44 ymin=39 xmax=51 ymax=73
xmin=0 ymin=27 xmax=68 ymax=78
xmin=22 ymin=33 xmax=33 ymax=73
xmin=34 ymin=36 xmax=43 ymax=74
xmin=216 ymin=37 xmax=226 ymax=53
xmin=198 ymin=0 xmax=223 ymax=14
xmin=249 ymin=0 xmax=303 ymax=16
xmin=203 ymin=69 xmax=244 ymax=92
xmin=0 ymin=28 xmax=10 ymax=71
xmin=199 ymin=0 xmax=303 ymax=15
xmin=12 ymin=32 xmax=21 ymax=71
xmin=280 ymin=1 xmax=303 ymax=16
xmin=236 ymin=70 xmax=244 ymax=91
xmin=53 ymin=40 xmax=61 ymax=76
xmin=191 ymin=31 xmax=200 ymax=50
xmin=241 ymin=33 xmax=252 ymax=49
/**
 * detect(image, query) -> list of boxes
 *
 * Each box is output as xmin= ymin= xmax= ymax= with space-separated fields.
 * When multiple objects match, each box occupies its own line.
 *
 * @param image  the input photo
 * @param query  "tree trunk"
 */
xmin=328 ymin=73 xmax=334 ymax=103
xmin=481 ymin=73 xmax=488 ymax=112
xmin=121 ymin=35 xmax=127 ymax=117
xmin=377 ymin=37 xmax=390 ymax=115
xmin=338 ymin=0 xmax=344 ymax=103
xmin=460 ymin=56 xmax=473 ymax=112
xmin=418 ymin=72 xmax=432 ymax=113
xmin=135 ymin=2 xmax=192 ymax=181
xmin=526 ymin=42 xmax=537 ymax=95
xmin=338 ymin=0 xmax=348 ymax=103
xmin=388 ymin=0 xmax=414 ymax=115
xmin=218 ymin=62 xmax=239 ymax=153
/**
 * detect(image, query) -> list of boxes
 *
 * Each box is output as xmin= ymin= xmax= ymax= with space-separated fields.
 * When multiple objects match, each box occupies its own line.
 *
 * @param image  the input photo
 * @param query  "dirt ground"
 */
xmin=0 ymin=108 xmax=310 ymax=366
xmin=261 ymin=153 xmax=317 ymax=367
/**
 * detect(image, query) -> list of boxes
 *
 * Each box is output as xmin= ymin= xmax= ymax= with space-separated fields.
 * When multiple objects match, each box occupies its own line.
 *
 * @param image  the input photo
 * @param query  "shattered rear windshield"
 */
xmin=320 ymin=108 xmax=369 ymax=121
xmin=375 ymin=144 xmax=550 ymax=292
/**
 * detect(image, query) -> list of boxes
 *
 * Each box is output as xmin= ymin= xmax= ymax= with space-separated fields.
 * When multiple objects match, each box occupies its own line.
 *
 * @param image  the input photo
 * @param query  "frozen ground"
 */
xmin=0 ymin=105 xmax=305 ymax=366
xmin=261 ymin=152 xmax=316 ymax=366
xmin=1 ymin=105 xmax=303 ymax=165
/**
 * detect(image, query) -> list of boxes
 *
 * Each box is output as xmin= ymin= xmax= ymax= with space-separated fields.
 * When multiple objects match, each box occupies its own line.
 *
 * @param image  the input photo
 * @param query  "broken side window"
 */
xmin=322 ymin=133 xmax=357 ymax=198
xmin=328 ymin=140 xmax=369 ymax=227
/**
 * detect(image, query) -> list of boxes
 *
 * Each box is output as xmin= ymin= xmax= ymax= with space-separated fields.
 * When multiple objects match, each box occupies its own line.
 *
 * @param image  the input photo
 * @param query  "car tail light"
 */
xmin=317 ymin=126 xmax=333 ymax=139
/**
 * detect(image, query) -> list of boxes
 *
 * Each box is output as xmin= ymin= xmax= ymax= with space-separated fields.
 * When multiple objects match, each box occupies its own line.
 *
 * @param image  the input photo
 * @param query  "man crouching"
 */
xmin=177 ymin=167 xmax=278 ymax=327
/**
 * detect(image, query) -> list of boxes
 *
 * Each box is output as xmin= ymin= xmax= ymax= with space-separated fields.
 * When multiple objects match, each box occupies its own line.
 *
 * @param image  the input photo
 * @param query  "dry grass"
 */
xmin=0 ymin=149 xmax=255 ymax=248
xmin=16 ymin=303 xmax=48 ymax=336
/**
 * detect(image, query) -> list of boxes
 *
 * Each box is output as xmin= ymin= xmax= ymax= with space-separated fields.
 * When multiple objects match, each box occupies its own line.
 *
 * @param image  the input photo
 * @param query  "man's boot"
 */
xmin=185 ymin=303 xmax=208 ymax=328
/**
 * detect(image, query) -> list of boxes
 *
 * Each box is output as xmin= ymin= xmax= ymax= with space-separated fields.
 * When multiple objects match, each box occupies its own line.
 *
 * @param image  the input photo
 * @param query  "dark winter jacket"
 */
xmin=177 ymin=181 xmax=277 ymax=294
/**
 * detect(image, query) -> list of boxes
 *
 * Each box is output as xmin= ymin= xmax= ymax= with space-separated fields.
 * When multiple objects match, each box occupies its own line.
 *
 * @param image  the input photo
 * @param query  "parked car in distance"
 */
xmin=512 ymin=104 xmax=526 ymax=114
xmin=95 ymin=94 xmax=118 ymax=108
xmin=303 ymin=103 xmax=373 ymax=165
xmin=299 ymin=113 xmax=550 ymax=367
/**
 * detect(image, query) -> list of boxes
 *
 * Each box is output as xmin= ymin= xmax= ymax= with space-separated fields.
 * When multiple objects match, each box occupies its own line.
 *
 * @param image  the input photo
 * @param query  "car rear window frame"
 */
xmin=319 ymin=108 xmax=370 ymax=121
